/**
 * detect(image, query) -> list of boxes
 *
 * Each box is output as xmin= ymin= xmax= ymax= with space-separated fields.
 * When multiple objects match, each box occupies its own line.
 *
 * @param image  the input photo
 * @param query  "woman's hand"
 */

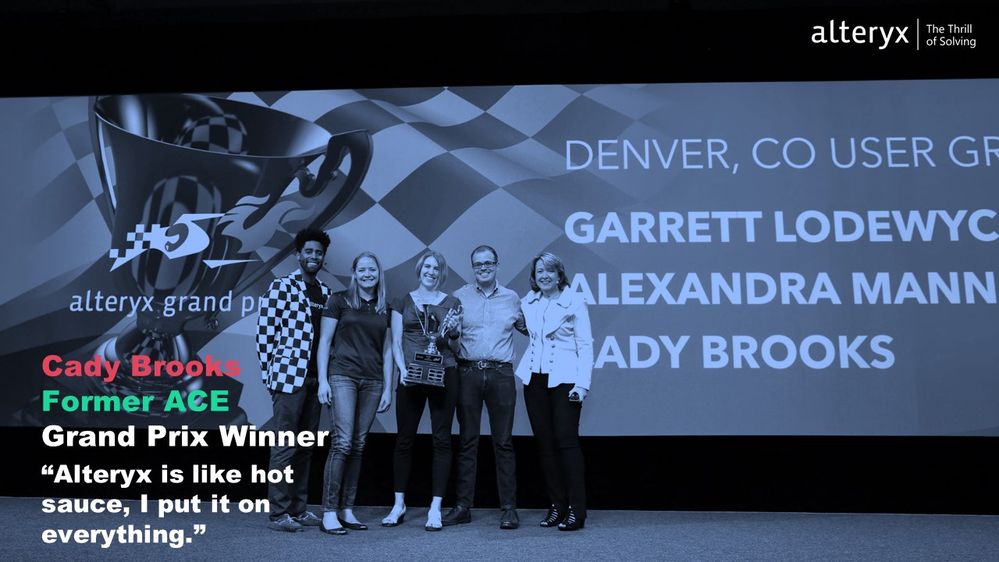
xmin=514 ymin=311 xmax=527 ymax=334
xmin=318 ymin=380 xmax=332 ymax=405
xmin=378 ymin=389 xmax=392 ymax=413
xmin=398 ymin=365 xmax=408 ymax=386
xmin=443 ymin=310 xmax=461 ymax=337
xmin=568 ymin=385 xmax=588 ymax=402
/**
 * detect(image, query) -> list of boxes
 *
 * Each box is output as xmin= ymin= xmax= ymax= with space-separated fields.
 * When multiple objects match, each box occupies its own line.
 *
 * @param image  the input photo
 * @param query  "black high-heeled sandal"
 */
xmin=539 ymin=504 xmax=567 ymax=528
xmin=319 ymin=520 xmax=348 ymax=535
xmin=381 ymin=506 xmax=406 ymax=527
xmin=557 ymin=506 xmax=585 ymax=531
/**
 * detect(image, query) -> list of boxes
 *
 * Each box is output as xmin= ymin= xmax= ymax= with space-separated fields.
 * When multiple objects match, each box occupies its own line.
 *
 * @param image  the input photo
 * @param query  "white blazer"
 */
xmin=515 ymin=289 xmax=593 ymax=389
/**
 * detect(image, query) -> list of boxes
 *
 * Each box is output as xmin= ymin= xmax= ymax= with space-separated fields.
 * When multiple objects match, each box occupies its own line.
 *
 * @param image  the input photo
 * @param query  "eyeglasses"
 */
xmin=472 ymin=261 xmax=497 ymax=270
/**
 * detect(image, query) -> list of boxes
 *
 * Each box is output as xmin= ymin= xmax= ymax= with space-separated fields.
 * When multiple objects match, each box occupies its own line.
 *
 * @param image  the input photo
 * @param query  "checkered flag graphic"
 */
xmin=228 ymin=86 xmax=648 ymax=295
xmin=108 ymin=223 xmax=158 ymax=259
xmin=174 ymin=113 xmax=249 ymax=154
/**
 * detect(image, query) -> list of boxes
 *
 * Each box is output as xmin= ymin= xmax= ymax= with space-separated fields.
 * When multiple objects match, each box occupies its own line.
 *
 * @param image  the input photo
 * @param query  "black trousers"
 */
xmin=455 ymin=363 xmax=517 ymax=508
xmin=523 ymin=373 xmax=586 ymax=515
xmin=267 ymin=377 xmax=322 ymax=520
xmin=393 ymin=367 xmax=458 ymax=498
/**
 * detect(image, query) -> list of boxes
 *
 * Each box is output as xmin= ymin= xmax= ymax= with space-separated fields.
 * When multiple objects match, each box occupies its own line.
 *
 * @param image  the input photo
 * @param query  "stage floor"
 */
xmin=5 ymin=497 xmax=998 ymax=560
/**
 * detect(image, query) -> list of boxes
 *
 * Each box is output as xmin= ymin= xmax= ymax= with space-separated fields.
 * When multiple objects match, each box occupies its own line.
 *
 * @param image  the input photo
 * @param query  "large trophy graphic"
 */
xmin=404 ymin=304 xmax=461 ymax=387
xmin=73 ymin=93 xmax=372 ymax=426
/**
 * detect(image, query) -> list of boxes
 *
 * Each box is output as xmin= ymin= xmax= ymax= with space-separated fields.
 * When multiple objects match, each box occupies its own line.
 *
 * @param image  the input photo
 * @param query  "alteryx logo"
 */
xmin=108 ymin=213 xmax=254 ymax=271
xmin=811 ymin=20 xmax=910 ymax=50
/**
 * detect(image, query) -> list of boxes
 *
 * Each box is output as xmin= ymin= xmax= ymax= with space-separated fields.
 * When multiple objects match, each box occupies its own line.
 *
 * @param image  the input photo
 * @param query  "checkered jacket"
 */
xmin=256 ymin=270 xmax=331 ymax=393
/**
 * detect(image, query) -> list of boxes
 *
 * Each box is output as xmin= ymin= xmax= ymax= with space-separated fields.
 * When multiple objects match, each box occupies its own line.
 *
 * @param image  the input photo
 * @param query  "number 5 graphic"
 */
xmin=160 ymin=213 xmax=224 ymax=259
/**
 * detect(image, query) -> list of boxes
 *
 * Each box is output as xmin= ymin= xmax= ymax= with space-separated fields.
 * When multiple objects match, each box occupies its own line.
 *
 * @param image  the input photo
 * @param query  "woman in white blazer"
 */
xmin=515 ymin=252 xmax=593 ymax=531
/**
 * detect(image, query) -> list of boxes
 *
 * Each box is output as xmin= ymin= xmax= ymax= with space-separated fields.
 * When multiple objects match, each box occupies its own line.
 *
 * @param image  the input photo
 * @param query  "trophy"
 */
xmin=40 ymin=93 xmax=374 ymax=427
xmin=404 ymin=304 xmax=461 ymax=387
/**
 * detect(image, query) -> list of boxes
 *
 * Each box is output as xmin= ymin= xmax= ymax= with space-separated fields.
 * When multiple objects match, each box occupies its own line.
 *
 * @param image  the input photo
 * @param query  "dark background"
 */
xmin=2 ymin=0 xmax=997 ymax=95
xmin=3 ymin=0 xmax=998 ymax=514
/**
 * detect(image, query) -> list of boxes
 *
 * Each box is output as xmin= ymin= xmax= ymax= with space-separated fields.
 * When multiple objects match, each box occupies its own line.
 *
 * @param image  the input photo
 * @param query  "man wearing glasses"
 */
xmin=444 ymin=245 xmax=524 ymax=529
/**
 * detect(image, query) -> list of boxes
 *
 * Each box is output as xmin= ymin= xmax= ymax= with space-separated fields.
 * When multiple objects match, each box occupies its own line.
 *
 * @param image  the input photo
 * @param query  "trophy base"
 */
xmin=404 ymin=352 xmax=446 ymax=387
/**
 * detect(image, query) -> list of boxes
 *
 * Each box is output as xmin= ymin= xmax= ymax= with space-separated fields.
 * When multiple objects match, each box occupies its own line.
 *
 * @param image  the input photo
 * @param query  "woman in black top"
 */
xmin=381 ymin=250 xmax=461 ymax=531
xmin=316 ymin=252 xmax=393 ymax=535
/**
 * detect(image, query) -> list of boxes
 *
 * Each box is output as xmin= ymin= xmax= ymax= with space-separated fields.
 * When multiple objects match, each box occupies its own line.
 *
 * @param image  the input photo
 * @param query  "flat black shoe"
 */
xmin=500 ymin=508 xmax=520 ymax=530
xmin=539 ymin=504 xmax=566 ymax=528
xmin=338 ymin=517 xmax=368 ymax=531
xmin=557 ymin=506 xmax=585 ymax=531
xmin=319 ymin=520 xmax=348 ymax=535
xmin=442 ymin=505 xmax=471 ymax=526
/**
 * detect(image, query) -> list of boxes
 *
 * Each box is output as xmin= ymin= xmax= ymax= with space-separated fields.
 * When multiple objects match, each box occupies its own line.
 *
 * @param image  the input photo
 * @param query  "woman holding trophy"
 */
xmin=315 ymin=252 xmax=393 ymax=535
xmin=382 ymin=250 xmax=462 ymax=531
xmin=517 ymin=252 xmax=594 ymax=531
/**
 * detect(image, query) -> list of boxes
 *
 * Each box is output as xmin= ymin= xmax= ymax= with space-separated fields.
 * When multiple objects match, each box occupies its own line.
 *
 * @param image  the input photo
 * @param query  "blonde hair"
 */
xmin=528 ymin=251 xmax=569 ymax=292
xmin=347 ymin=252 xmax=386 ymax=314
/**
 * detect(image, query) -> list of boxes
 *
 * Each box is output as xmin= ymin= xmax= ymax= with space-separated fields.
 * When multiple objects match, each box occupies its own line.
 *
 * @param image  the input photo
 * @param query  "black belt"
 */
xmin=458 ymin=359 xmax=512 ymax=370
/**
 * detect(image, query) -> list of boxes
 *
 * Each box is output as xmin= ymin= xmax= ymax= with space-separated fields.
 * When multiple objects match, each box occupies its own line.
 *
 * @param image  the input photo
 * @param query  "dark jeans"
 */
xmin=523 ymin=373 xmax=586 ymax=515
xmin=267 ymin=377 xmax=322 ymax=520
xmin=393 ymin=367 xmax=458 ymax=498
xmin=455 ymin=363 xmax=517 ymax=508
xmin=322 ymin=375 xmax=384 ymax=511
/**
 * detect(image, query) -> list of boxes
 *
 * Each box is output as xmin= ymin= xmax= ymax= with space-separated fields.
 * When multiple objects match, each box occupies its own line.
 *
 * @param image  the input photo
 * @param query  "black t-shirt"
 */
xmin=322 ymin=291 xmax=390 ymax=380
xmin=304 ymin=280 xmax=325 ymax=377
xmin=389 ymin=293 xmax=461 ymax=369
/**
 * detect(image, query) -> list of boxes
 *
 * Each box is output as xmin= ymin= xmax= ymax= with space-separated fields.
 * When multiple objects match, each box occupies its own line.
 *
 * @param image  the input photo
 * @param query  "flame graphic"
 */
xmin=218 ymin=193 xmax=317 ymax=254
